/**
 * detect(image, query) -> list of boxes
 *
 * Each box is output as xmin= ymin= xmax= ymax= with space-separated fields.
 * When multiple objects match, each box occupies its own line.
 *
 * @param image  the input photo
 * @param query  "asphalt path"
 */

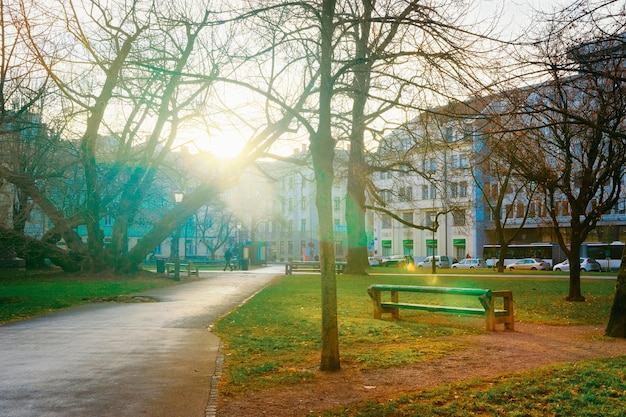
xmin=0 ymin=266 xmax=283 ymax=417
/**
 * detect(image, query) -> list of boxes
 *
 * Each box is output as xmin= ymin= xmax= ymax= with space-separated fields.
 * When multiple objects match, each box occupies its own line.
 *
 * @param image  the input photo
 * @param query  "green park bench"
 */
xmin=367 ymin=284 xmax=514 ymax=331
xmin=285 ymin=261 xmax=346 ymax=275
xmin=165 ymin=262 xmax=199 ymax=277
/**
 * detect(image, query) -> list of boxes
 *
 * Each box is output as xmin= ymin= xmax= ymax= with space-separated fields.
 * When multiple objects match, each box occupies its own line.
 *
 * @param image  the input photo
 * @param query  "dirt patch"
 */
xmin=217 ymin=323 xmax=626 ymax=417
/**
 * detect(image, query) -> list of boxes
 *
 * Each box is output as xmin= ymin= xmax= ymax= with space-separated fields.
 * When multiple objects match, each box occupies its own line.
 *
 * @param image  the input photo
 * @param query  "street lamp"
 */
xmin=236 ymin=222 xmax=242 ymax=269
xmin=173 ymin=191 xmax=184 ymax=281
xmin=431 ymin=213 xmax=438 ymax=275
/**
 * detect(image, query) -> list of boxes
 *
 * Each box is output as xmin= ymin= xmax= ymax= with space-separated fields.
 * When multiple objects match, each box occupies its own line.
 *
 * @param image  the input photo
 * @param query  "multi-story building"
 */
xmin=368 ymin=103 xmax=488 ymax=261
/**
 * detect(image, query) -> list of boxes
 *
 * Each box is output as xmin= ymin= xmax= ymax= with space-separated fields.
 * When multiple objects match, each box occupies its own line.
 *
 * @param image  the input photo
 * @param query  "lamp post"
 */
xmin=236 ymin=222 xmax=242 ymax=270
xmin=173 ymin=191 xmax=184 ymax=281
xmin=431 ymin=213 xmax=438 ymax=275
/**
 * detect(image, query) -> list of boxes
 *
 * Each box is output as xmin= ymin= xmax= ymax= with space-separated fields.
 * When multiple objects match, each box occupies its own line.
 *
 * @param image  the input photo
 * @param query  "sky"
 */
xmin=196 ymin=0 xmax=573 ymax=159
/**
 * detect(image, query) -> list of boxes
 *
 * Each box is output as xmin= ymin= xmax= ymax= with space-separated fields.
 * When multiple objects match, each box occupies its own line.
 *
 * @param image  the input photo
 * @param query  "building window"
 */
xmin=334 ymin=197 xmax=341 ymax=211
xmin=301 ymin=196 xmax=306 ymax=210
xmin=425 ymin=211 xmax=436 ymax=226
xmin=402 ymin=211 xmax=413 ymax=227
xmin=429 ymin=184 xmax=437 ymax=199
xmin=381 ymin=214 xmax=392 ymax=229
xmin=450 ymin=182 xmax=458 ymax=198
xmin=399 ymin=186 xmax=412 ymax=201
xmin=288 ymin=240 xmax=293 ymax=254
xmin=288 ymin=220 xmax=293 ymax=233
xmin=459 ymin=181 xmax=468 ymax=197
xmin=421 ymin=185 xmax=428 ymax=200
xmin=452 ymin=210 xmax=466 ymax=226
xmin=301 ymin=219 xmax=306 ymax=232
xmin=459 ymin=154 xmax=469 ymax=169
xmin=451 ymin=154 xmax=459 ymax=169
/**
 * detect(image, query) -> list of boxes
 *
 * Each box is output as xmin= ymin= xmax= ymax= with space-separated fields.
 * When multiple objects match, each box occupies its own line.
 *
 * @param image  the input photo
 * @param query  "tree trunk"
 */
xmin=566 ymin=234 xmax=585 ymax=302
xmin=606 ymin=248 xmax=626 ymax=337
xmin=312 ymin=0 xmax=340 ymax=372
xmin=344 ymin=0 xmax=372 ymax=276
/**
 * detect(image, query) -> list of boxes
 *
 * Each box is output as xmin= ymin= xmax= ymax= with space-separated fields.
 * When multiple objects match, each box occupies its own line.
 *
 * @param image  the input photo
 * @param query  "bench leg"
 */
xmin=368 ymin=289 xmax=382 ymax=319
xmin=390 ymin=291 xmax=400 ymax=319
xmin=503 ymin=294 xmax=514 ymax=330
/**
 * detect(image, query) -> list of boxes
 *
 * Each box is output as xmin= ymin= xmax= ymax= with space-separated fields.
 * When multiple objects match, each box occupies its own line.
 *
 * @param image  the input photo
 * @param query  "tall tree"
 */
xmin=509 ymin=1 xmax=626 ymax=301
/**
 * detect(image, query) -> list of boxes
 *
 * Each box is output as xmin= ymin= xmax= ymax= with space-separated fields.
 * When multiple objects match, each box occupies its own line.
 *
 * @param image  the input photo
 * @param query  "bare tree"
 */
xmin=509 ymin=1 xmax=626 ymax=301
xmin=330 ymin=0 xmax=505 ymax=274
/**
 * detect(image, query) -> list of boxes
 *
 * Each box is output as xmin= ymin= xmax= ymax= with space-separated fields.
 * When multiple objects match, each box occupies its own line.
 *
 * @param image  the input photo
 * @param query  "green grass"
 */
xmin=2 ymin=267 xmax=622 ymax=415
xmin=0 ymin=269 xmax=178 ymax=324
xmin=314 ymin=356 xmax=626 ymax=416
xmin=213 ymin=272 xmax=617 ymax=394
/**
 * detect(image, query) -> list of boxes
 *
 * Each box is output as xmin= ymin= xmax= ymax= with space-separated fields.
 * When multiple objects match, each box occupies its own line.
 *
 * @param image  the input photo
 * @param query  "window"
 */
xmin=463 ymin=124 xmax=473 ymax=141
xmin=301 ymin=219 xmax=306 ymax=232
xmin=301 ymin=196 xmax=306 ymax=210
xmin=429 ymin=184 xmax=437 ymax=199
xmin=334 ymin=197 xmax=341 ymax=211
xmin=288 ymin=220 xmax=293 ymax=233
xmin=421 ymin=185 xmax=428 ymax=200
xmin=402 ymin=211 xmax=413 ymax=227
xmin=459 ymin=181 xmax=468 ymax=197
xmin=460 ymin=154 xmax=469 ymax=168
xmin=381 ymin=214 xmax=392 ymax=229
xmin=450 ymin=182 xmax=458 ymax=198
xmin=399 ymin=186 xmax=412 ymax=201
xmin=452 ymin=210 xmax=466 ymax=226
xmin=451 ymin=154 xmax=459 ymax=169
xmin=288 ymin=240 xmax=293 ymax=254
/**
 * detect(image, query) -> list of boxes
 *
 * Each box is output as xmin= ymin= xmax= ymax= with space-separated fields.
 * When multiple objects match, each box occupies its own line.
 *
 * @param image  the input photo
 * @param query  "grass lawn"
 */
xmin=212 ymin=269 xmax=623 ymax=411
xmin=316 ymin=356 xmax=626 ymax=416
xmin=0 ymin=268 xmax=179 ymax=324
xmin=2 ymin=266 xmax=624 ymax=415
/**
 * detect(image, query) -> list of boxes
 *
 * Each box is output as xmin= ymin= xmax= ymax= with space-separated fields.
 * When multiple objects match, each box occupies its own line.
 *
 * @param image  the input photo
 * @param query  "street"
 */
xmin=0 ymin=267 xmax=282 ymax=417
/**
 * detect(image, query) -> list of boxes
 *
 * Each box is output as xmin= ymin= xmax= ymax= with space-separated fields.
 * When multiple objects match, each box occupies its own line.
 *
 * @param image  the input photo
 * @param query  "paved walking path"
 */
xmin=0 ymin=266 xmax=283 ymax=417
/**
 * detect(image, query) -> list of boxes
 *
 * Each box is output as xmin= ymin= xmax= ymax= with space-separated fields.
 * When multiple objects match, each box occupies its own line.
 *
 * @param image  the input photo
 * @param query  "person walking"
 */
xmin=223 ymin=247 xmax=234 ymax=271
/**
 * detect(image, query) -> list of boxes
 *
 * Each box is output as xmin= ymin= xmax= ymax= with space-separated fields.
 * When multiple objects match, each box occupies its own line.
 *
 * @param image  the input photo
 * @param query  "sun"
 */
xmin=185 ymin=127 xmax=248 ymax=159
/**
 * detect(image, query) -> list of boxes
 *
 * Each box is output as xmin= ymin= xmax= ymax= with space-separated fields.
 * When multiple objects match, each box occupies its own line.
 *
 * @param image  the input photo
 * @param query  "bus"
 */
xmin=580 ymin=242 xmax=624 ymax=272
xmin=482 ymin=243 xmax=565 ymax=269
xmin=483 ymin=241 xmax=624 ymax=271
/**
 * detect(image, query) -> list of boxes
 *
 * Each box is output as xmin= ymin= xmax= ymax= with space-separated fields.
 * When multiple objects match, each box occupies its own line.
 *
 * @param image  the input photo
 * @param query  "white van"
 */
xmin=417 ymin=255 xmax=452 ymax=269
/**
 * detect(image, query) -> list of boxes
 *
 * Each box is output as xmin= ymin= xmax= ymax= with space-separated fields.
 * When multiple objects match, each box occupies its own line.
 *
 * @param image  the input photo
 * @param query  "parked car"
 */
xmin=381 ymin=255 xmax=407 ymax=267
xmin=417 ymin=255 xmax=452 ymax=269
xmin=552 ymin=258 xmax=602 ymax=272
xmin=451 ymin=258 xmax=486 ymax=269
xmin=368 ymin=256 xmax=380 ymax=267
xmin=506 ymin=258 xmax=550 ymax=271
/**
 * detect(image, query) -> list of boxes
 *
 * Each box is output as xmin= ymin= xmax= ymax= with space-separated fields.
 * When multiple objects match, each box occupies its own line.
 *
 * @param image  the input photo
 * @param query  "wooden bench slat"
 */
xmin=285 ymin=261 xmax=346 ymax=275
xmin=381 ymin=302 xmax=485 ymax=315
xmin=370 ymin=284 xmax=491 ymax=297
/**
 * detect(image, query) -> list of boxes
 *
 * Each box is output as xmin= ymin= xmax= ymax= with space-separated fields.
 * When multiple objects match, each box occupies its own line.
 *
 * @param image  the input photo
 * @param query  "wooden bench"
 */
xmin=285 ymin=261 xmax=346 ymax=275
xmin=367 ymin=284 xmax=514 ymax=331
xmin=165 ymin=262 xmax=199 ymax=277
